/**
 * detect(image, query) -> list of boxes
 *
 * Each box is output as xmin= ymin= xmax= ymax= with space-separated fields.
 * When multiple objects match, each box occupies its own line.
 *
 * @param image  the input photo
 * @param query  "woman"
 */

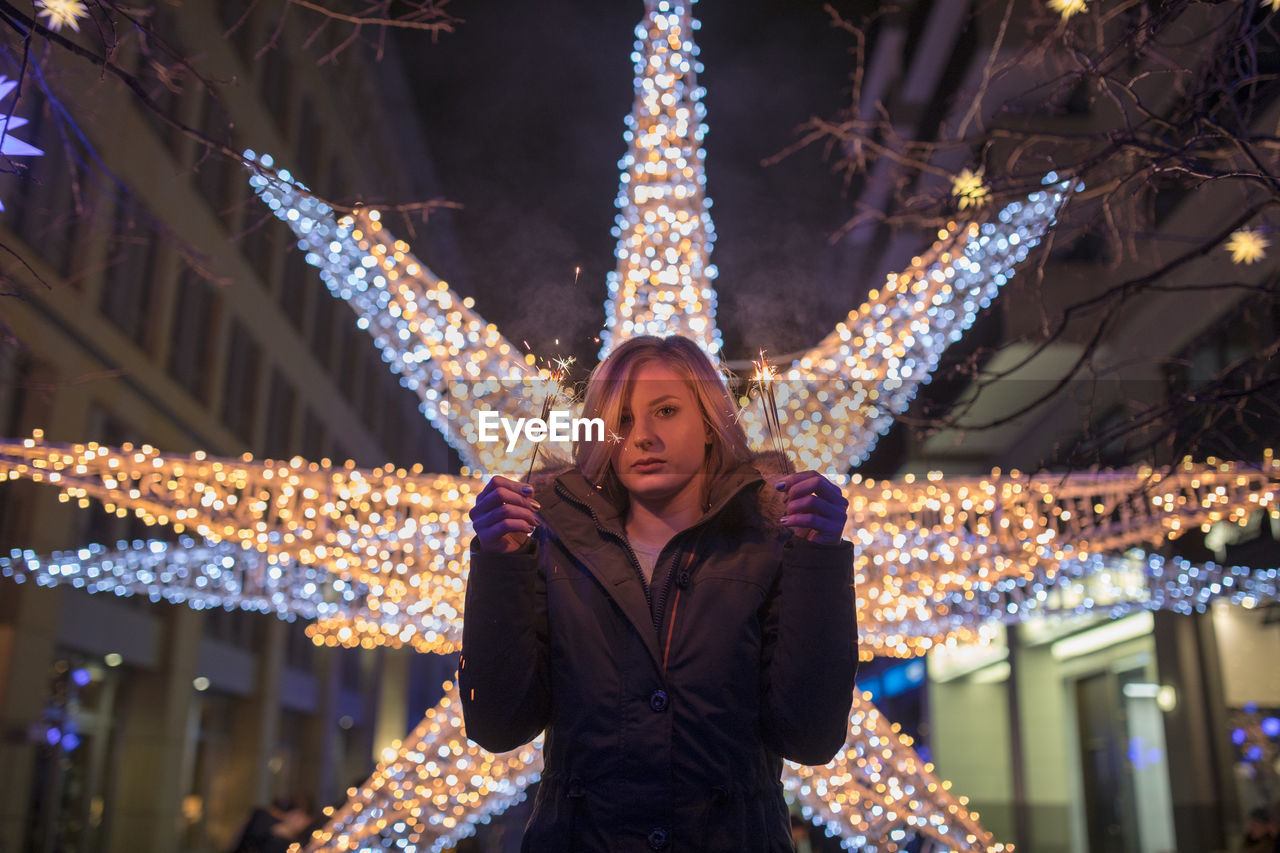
xmin=461 ymin=335 xmax=858 ymax=851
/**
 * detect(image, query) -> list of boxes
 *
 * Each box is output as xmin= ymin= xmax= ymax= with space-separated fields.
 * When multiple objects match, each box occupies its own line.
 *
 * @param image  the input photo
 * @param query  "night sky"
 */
xmin=395 ymin=0 xmax=878 ymax=372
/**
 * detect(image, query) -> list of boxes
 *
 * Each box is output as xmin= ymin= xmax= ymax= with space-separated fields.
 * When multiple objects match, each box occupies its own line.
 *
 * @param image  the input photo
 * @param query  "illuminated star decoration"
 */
xmin=1047 ymin=0 xmax=1088 ymax=20
xmin=4 ymin=0 xmax=1279 ymax=849
xmin=4 ymin=438 xmax=1275 ymax=660
xmin=0 ymin=537 xmax=368 ymax=621
xmin=34 ymin=0 xmax=89 ymax=32
xmin=0 ymin=433 xmax=479 ymax=652
xmin=0 ymin=76 xmax=45 ymax=211
xmin=951 ymin=167 xmax=989 ymax=211
xmin=1225 ymin=227 xmax=1269 ymax=265
xmin=600 ymin=1 xmax=721 ymax=360
xmin=243 ymin=152 xmax=545 ymax=479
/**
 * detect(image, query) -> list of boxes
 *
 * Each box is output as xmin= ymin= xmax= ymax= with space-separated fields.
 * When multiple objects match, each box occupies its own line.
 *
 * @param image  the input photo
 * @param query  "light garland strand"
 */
xmin=5 ymin=435 xmax=1274 ymax=653
xmin=0 ymin=433 xmax=479 ymax=653
xmin=5 ymin=435 xmax=1277 ymax=662
xmin=738 ymin=175 xmax=1075 ymax=474
xmin=849 ymin=456 xmax=1280 ymax=656
xmin=924 ymin=547 xmax=1279 ymax=635
xmin=600 ymin=0 xmax=722 ymax=360
xmin=786 ymin=696 xmax=1003 ymax=852
xmin=8 ymin=524 xmax=1273 ymax=671
xmin=297 ymin=684 xmax=998 ymax=853
xmin=0 ymin=537 xmax=363 ymax=620
xmin=5 ymin=0 xmax=1260 ymax=847
xmin=301 ymin=681 xmax=542 ymax=853
xmin=244 ymin=152 xmax=538 ymax=476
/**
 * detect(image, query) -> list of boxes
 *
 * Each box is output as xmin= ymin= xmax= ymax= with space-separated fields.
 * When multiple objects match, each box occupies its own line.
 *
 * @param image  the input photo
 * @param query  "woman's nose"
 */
xmin=632 ymin=419 xmax=656 ymax=448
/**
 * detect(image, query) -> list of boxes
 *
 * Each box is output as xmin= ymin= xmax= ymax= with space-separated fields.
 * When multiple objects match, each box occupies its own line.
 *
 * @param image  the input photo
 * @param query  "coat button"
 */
xmin=647 ymin=827 xmax=669 ymax=849
xmin=649 ymin=689 xmax=668 ymax=712
xmin=676 ymin=569 xmax=691 ymax=588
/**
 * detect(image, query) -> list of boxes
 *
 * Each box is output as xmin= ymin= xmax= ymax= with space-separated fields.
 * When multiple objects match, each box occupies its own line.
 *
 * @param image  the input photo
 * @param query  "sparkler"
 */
xmin=752 ymin=350 xmax=792 ymax=475
xmin=526 ymin=357 xmax=574 ymax=482
xmin=498 ymin=357 xmax=573 ymax=551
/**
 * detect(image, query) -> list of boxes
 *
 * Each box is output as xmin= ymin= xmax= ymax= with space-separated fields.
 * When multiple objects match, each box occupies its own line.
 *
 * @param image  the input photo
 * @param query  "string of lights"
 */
xmin=926 ymin=547 xmax=1279 ymax=633
xmin=6 ymin=511 xmax=1273 ymax=672
xmin=786 ymin=697 xmax=1003 ymax=852
xmin=300 ymin=682 xmax=998 ymax=853
xmin=0 ymin=433 xmax=478 ymax=653
xmin=3 ymin=0 xmax=1268 ymax=847
xmin=244 ymin=152 xmax=540 ymax=477
xmin=737 ymin=176 xmax=1075 ymax=474
xmin=599 ymin=0 xmax=722 ymax=360
xmin=5 ymin=436 xmax=1277 ymax=655
xmin=0 ymin=537 xmax=362 ymax=620
xmin=303 ymin=681 xmax=542 ymax=853
xmin=4 ymin=522 xmax=1270 ymax=852
xmin=847 ymin=457 xmax=1280 ymax=656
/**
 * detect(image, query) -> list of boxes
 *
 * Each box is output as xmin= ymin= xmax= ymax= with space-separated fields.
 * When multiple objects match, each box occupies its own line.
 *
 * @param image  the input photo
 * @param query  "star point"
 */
xmin=952 ymin=168 xmax=990 ymax=210
xmin=1226 ymin=228 xmax=1268 ymax=265
xmin=1047 ymin=0 xmax=1088 ymax=20
xmin=34 ymin=0 xmax=88 ymax=32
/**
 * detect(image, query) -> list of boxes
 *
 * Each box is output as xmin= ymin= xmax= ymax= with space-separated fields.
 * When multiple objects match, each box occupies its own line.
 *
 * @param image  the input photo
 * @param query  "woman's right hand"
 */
xmin=469 ymin=476 xmax=540 ymax=553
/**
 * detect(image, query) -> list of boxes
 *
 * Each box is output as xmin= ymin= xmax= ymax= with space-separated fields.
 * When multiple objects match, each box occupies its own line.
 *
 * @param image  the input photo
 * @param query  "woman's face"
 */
xmin=611 ymin=361 xmax=710 ymax=506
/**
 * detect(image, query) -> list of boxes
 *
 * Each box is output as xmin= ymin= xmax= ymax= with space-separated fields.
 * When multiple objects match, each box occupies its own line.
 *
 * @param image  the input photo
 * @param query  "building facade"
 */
xmin=0 ymin=4 xmax=459 ymax=851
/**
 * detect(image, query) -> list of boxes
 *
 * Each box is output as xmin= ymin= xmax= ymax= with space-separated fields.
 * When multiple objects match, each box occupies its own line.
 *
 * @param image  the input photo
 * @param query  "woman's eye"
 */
xmin=656 ymin=405 xmax=677 ymax=417
xmin=619 ymin=413 xmax=633 ymax=426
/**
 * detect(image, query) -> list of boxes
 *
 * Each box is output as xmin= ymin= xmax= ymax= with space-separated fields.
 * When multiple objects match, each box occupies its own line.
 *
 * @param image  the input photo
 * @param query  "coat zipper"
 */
xmin=553 ymin=480 xmax=653 ymax=610
xmin=552 ymin=477 xmax=744 ymax=634
xmin=650 ymin=545 xmax=683 ymax=633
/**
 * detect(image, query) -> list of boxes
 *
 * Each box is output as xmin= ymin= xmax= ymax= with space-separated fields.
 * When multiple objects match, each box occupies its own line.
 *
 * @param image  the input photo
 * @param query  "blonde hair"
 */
xmin=574 ymin=335 xmax=752 ymax=504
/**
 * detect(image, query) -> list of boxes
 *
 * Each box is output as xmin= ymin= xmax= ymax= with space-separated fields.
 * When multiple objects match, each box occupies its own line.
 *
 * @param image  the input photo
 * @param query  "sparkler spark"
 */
xmin=525 ymin=357 xmax=575 ymax=482
xmin=752 ymin=351 xmax=793 ymax=475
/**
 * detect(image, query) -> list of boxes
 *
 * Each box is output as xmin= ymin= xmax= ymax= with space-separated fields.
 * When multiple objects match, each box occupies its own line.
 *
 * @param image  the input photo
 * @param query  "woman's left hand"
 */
xmin=775 ymin=471 xmax=849 ymax=545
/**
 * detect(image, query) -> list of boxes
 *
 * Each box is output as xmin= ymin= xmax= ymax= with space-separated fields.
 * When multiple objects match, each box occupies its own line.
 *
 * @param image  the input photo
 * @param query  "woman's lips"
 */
xmin=632 ymin=458 xmax=665 ymax=472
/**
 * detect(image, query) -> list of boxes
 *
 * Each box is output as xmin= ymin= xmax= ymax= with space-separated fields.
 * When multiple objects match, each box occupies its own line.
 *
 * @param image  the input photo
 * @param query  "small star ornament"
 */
xmin=1047 ymin=0 xmax=1088 ymax=19
xmin=951 ymin=167 xmax=989 ymax=211
xmin=1225 ymin=228 xmax=1269 ymax=265
xmin=35 ymin=0 xmax=89 ymax=33
xmin=0 ymin=76 xmax=45 ymax=212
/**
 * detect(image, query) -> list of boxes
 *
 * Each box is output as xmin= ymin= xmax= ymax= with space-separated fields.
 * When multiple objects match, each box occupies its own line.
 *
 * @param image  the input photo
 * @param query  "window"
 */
xmin=138 ymin=7 xmax=185 ymax=151
xmin=326 ymin=157 xmax=346 ymax=201
xmin=362 ymin=357 xmax=384 ymax=436
xmin=310 ymin=291 xmax=336 ymax=369
xmin=5 ymin=87 xmax=77 ymax=274
xmin=194 ymin=94 xmax=235 ymax=220
xmin=219 ymin=0 xmax=257 ymax=67
xmin=301 ymin=409 xmax=325 ymax=462
xmin=284 ymin=620 xmax=313 ymax=671
xmin=296 ymin=99 xmax=321 ymax=182
xmin=339 ymin=647 xmax=361 ymax=691
xmin=339 ymin=333 xmax=363 ymax=402
xmin=220 ymin=320 xmax=262 ymax=444
xmin=167 ymin=265 xmax=220 ymax=403
xmin=0 ymin=351 xmax=41 ymax=549
xmin=263 ymin=368 xmax=296 ymax=460
xmin=278 ymin=242 xmax=311 ymax=330
xmin=99 ymin=196 xmax=157 ymax=343
xmin=239 ymin=215 xmax=280 ymax=289
xmin=258 ymin=47 xmax=291 ymax=132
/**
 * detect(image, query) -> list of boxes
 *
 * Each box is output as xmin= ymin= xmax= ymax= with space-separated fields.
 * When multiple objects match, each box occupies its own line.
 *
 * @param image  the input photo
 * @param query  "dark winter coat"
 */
xmin=459 ymin=458 xmax=859 ymax=852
